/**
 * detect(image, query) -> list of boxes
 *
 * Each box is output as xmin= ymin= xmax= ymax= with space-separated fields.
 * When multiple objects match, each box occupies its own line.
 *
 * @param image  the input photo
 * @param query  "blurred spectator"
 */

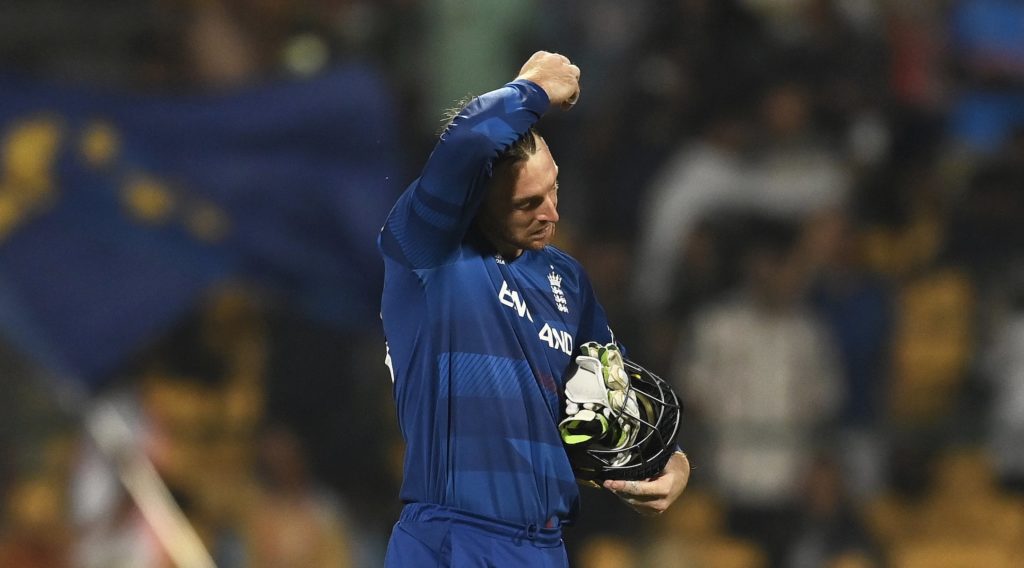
xmin=72 ymin=288 xmax=357 ymax=567
xmin=886 ymin=265 xmax=975 ymax=428
xmin=746 ymin=79 xmax=851 ymax=219
xmin=0 ymin=342 xmax=77 ymax=568
xmin=73 ymin=309 xmax=240 ymax=568
xmin=948 ymin=128 xmax=1024 ymax=282
xmin=266 ymin=316 xmax=403 ymax=543
xmin=675 ymin=217 xmax=843 ymax=565
xmin=886 ymin=3 xmax=948 ymax=113
xmin=785 ymin=454 xmax=881 ymax=568
xmin=247 ymin=425 xmax=355 ymax=568
xmin=808 ymin=213 xmax=893 ymax=498
xmin=628 ymin=0 xmax=767 ymax=318
xmin=981 ymin=267 xmax=1024 ymax=494
xmin=632 ymin=74 xmax=852 ymax=366
xmin=857 ymin=160 xmax=977 ymax=430
xmin=632 ymin=109 xmax=752 ymax=321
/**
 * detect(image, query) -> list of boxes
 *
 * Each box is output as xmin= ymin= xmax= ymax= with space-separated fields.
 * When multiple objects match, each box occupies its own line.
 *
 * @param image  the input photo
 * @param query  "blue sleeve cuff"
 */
xmin=508 ymin=79 xmax=551 ymax=116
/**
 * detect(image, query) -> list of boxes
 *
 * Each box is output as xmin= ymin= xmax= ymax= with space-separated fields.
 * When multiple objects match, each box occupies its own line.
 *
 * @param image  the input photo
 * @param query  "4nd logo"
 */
xmin=539 ymin=323 xmax=573 ymax=355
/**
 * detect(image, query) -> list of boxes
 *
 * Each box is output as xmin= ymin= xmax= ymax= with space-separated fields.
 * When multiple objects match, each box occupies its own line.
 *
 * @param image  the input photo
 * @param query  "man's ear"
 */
xmin=483 ymin=161 xmax=517 ymax=209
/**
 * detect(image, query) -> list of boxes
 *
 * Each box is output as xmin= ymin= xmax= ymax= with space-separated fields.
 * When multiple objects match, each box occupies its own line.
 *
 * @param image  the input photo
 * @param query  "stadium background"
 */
xmin=1 ymin=0 xmax=1023 ymax=566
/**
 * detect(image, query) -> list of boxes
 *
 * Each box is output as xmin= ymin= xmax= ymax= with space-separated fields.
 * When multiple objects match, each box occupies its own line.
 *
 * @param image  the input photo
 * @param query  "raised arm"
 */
xmin=379 ymin=51 xmax=580 ymax=269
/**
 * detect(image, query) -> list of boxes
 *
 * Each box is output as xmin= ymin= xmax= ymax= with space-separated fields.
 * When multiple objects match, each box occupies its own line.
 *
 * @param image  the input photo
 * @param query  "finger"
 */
xmin=620 ymin=493 xmax=662 ymax=506
xmin=562 ymin=91 xmax=580 ymax=109
xmin=618 ymin=478 xmax=672 ymax=500
xmin=627 ymin=479 xmax=655 ymax=496
xmin=602 ymin=479 xmax=626 ymax=492
xmin=603 ymin=479 xmax=646 ymax=493
xmin=603 ymin=479 xmax=641 ymax=495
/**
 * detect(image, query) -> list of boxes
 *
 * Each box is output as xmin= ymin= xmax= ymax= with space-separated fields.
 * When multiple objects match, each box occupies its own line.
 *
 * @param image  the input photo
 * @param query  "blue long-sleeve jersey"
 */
xmin=378 ymin=80 xmax=615 ymax=527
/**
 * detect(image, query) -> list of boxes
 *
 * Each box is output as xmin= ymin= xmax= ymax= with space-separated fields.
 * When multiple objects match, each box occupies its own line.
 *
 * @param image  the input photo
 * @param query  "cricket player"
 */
xmin=378 ymin=51 xmax=689 ymax=567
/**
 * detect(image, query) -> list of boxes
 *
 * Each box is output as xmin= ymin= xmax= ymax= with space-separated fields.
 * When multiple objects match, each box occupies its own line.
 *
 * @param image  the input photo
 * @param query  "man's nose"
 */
xmin=537 ymin=198 xmax=559 ymax=223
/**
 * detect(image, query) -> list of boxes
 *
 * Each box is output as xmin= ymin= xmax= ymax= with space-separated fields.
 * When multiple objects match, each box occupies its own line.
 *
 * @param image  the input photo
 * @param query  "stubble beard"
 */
xmin=525 ymin=223 xmax=555 ymax=250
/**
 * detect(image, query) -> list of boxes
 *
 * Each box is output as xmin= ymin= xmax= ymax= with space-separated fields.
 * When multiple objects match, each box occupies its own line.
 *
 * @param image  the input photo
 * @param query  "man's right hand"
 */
xmin=515 ymin=51 xmax=581 ymax=110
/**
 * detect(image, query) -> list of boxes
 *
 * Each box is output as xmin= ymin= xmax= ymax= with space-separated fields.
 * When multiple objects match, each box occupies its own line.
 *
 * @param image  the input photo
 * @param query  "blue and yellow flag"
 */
xmin=0 ymin=66 xmax=401 ymax=386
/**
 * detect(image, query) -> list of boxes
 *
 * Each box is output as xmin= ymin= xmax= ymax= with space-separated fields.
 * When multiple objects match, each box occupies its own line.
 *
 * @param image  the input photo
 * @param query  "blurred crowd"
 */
xmin=1 ymin=0 xmax=1023 ymax=567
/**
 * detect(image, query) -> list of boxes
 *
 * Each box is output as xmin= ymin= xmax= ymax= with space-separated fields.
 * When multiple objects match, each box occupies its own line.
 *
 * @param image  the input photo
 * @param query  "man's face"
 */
xmin=478 ymin=137 xmax=560 ymax=257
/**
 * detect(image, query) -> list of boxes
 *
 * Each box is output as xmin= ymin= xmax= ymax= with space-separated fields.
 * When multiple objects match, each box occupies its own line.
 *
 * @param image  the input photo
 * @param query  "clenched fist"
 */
xmin=515 ymin=51 xmax=581 ymax=110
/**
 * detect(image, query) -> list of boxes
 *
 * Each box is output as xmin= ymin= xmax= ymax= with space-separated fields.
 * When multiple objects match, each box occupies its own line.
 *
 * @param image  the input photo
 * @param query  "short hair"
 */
xmin=497 ymin=127 xmax=540 ymax=170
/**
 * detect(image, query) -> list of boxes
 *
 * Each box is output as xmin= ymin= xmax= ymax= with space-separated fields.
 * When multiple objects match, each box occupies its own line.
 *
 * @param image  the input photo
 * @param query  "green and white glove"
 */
xmin=559 ymin=342 xmax=640 ymax=462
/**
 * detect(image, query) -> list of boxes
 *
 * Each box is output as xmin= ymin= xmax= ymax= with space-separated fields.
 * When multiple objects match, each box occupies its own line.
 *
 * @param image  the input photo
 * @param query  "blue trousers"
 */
xmin=384 ymin=503 xmax=569 ymax=567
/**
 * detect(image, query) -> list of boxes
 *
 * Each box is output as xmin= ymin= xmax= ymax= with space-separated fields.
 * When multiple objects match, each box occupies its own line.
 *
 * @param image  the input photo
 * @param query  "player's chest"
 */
xmin=448 ymin=256 xmax=580 ymax=364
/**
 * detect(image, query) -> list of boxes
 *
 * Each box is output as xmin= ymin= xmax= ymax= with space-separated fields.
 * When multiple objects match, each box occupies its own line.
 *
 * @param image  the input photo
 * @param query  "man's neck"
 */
xmin=477 ymin=223 xmax=523 ymax=260
xmin=495 ymin=244 xmax=524 ymax=261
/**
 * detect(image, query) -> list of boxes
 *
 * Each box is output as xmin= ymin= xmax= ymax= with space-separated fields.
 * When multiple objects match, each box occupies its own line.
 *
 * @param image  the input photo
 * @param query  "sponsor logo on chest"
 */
xmin=498 ymin=279 xmax=573 ymax=356
xmin=499 ymin=280 xmax=533 ymax=322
